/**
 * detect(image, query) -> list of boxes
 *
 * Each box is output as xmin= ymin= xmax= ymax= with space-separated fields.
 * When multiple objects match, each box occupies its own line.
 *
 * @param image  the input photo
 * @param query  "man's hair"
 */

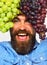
xmin=18 ymin=0 xmax=47 ymax=40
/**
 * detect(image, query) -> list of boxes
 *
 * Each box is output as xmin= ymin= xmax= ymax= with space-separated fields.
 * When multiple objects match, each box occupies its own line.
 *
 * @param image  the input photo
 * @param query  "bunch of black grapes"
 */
xmin=19 ymin=0 xmax=47 ymax=39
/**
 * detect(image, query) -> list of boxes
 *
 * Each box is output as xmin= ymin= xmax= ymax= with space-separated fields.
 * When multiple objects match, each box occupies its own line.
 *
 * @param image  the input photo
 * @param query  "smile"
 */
xmin=16 ymin=33 xmax=29 ymax=41
xmin=18 ymin=33 xmax=27 ymax=36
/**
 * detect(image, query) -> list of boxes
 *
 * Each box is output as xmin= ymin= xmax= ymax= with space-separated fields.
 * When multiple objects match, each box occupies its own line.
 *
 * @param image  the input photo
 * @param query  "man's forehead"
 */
xmin=12 ymin=14 xmax=27 ymax=22
xmin=17 ymin=14 xmax=26 ymax=20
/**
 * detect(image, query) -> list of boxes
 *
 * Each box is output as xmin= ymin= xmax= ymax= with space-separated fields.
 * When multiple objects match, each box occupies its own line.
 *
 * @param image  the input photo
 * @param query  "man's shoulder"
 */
xmin=31 ymin=38 xmax=47 ymax=63
xmin=0 ymin=41 xmax=13 ymax=52
xmin=0 ymin=41 xmax=11 ymax=57
xmin=40 ymin=38 xmax=47 ymax=44
xmin=36 ymin=38 xmax=47 ymax=51
xmin=32 ymin=38 xmax=47 ymax=56
xmin=39 ymin=38 xmax=47 ymax=49
xmin=0 ymin=41 xmax=10 ymax=44
xmin=0 ymin=41 xmax=11 ymax=49
xmin=0 ymin=41 xmax=16 ymax=60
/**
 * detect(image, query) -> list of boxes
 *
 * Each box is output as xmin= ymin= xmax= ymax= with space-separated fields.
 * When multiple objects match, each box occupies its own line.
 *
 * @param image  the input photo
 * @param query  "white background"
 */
xmin=0 ymin=13 xmax=47 ymax=43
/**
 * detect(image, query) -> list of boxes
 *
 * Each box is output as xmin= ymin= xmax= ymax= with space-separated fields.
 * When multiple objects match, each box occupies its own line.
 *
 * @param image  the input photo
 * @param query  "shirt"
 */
xmin=0 ymin=38 xmax=47 ymax=65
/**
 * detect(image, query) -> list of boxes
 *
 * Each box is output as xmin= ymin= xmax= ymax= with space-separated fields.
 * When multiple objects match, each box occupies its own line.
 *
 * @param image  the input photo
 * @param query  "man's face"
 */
xmin=10 ymin=14 xmax=36 ymax=55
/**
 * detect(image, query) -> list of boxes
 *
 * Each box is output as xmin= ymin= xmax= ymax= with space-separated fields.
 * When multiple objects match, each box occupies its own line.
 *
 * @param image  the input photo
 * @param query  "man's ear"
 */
xmin=39 ymin=32 xmax=45 ymax=40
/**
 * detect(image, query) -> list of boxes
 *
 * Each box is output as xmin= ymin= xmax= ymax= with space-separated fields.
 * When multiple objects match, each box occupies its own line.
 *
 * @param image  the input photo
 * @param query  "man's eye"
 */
xmin=12 ymin=18 xmax=19 ymax=22
xmin=14 ymin=19 xmax=19 ymax=22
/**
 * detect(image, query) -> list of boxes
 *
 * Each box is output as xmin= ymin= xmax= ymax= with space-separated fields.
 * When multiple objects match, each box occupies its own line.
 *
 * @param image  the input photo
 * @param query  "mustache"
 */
xmin=13 ymin=29 xmax=31 ymax=36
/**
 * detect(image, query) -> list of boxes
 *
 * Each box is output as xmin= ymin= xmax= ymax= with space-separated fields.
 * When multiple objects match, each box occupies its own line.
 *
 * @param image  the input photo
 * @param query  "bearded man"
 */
xmin=0 ymin=0 xmax=47 ymax=65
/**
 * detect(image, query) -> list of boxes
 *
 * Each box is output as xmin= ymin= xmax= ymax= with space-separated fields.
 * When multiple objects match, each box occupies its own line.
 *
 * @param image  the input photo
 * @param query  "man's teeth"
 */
xmin=18 ymin=33 xmax=26 ymax=36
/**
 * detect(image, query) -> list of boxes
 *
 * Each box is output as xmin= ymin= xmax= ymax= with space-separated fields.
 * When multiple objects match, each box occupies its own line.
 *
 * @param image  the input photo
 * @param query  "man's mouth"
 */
xmin=18 ymin=33 xmax=27 ymax=36
xmin=16 ymin=33 xmax=29 ymax=41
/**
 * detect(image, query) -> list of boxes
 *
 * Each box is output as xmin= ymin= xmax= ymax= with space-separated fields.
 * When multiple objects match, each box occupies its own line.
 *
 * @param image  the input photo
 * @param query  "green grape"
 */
xmin=13 ymin=0 xmax=20 ymax=4
xmin=1 ymin=0 xmax=7 ymax=2
xmin=6 ymin=2 xmax=12 ymax=7
xmin=0 ymin=8 xmax=3 ymax=13
xmin=0 ymin=27 xmax=2 ymax=31
xmin=5 ymin=22 xmax=13 ymax=29
xmin=13 ymin=12 xmax=17 ymax=16
xmin=12 ymin=8 xmax=17 ymax=13
xmin=7 ymin=12 xmax=13 ymax=18
xmin=17 ymin=10 xmax=21 ymax=14
xmin=6 ymin=0 xmax=13 ymax=2
xmin=12 ymin=8 xmax=20 ymax=14
xmin=0 ymin=28 xmax=1 ymax=31
xmin=11 ymin=4 xmax=15 ymax=8
xmin=11 ymin=14 xmax=14 ymax=19
xmin=1 ymin=27 xmax=7 ymax=33
xmin=5 ymin=23 xmax=10 ymax=30
xmin=2 ymin=5 xmax=8 ymax=12
xmin=1 ymin=13 xmax=5 ymax=18
xmin=0 ymin=18 xmax=3 ymax=22
xmin=8 ymin=22 xmax=13 ymax=28
xmin=13 ymin=0 xmax=20 ymax=8
xmin=0 ymin=21 xmax=4 ymax=27
xmin=0 ymin=22 xmax=5 ymax=32
xmin=7 ymin=7 xmax=11 ymax=12
xmin=0 ymin=2 xmax=4 ymax=7
xmin=16 ymin=3 xmax=20 ymax=7
xmin=13 ymin=3 xmax=19 ymax=8
xmin=3 ymin=17 xmax=9 ymax=22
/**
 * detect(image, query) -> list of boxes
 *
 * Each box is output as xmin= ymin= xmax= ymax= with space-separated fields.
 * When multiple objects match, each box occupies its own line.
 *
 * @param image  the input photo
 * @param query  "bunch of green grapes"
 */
xmin=0 ymin=0 xmax=20 ymax=32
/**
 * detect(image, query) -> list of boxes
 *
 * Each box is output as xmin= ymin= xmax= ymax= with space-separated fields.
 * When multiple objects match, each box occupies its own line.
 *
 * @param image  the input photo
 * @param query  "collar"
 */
xmin=33 ymin=40 xmax=39 ymax=50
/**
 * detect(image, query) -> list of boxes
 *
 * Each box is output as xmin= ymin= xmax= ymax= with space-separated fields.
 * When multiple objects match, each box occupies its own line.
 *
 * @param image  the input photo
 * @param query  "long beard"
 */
xmin=10 ymin=29 xmax=36 ymax=55
xmin=11 ymin=34 xmax=35 ymax=55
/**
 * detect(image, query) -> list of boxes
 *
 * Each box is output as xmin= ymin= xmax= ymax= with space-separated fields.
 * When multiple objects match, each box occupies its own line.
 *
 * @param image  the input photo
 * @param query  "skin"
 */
xmin=10 ymin=14 xmax=36 ymax=55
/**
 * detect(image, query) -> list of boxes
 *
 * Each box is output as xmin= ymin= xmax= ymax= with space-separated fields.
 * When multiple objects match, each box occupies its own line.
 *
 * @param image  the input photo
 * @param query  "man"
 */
xmin=0 ymin=0 xmax=47 ymax=65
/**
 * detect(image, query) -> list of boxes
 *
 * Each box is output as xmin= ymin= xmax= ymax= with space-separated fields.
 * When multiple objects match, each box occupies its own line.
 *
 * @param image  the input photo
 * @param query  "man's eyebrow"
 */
xmin=14 ymin=17 xmax=19 ymax=20
xmin=12 ymin=17 xmax=19 ymax=22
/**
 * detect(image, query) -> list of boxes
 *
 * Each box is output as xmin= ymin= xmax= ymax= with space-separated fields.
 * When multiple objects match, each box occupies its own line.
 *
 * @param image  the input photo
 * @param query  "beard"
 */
xmin=10 ymin=29 xmax=36 ymax=55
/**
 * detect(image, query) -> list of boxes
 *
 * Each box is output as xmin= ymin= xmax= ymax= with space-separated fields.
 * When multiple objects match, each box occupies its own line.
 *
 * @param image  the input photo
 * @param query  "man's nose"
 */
xmin=20 ymin=21 xmax=25 ymax=30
